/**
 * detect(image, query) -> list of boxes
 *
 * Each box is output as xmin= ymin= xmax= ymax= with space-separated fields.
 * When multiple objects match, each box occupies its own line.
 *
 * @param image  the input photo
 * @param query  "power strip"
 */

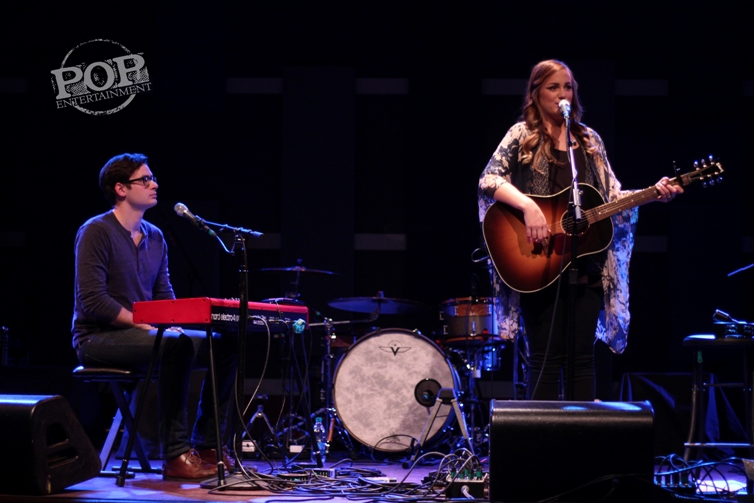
xmin=277 ymin=472 xmax=309 ymax=482
xmin=276 ymin=468 xmax=338 ymax=481
xmin=654 ymin=472 xmax=696 ymax=495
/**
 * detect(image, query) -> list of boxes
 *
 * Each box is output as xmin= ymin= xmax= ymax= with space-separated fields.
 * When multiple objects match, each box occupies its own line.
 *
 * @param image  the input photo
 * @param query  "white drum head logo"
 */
xmin=50 ymin=39 xmax=152 ymax=115
xmin=379 ymin=340 xmax=411 ymax=355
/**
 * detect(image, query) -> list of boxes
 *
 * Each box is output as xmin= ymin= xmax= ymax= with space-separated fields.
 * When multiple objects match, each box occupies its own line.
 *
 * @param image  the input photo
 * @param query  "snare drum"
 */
xmin=440 ymin=297 xmax=502 ymax=346
xmin=332 ymin=328 xmax=459 ymax=452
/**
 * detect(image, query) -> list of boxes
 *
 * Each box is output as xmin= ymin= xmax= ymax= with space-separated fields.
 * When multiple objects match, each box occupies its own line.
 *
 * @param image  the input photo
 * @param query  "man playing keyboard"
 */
xmin=71 ymin=153 xmax=237 ymax=481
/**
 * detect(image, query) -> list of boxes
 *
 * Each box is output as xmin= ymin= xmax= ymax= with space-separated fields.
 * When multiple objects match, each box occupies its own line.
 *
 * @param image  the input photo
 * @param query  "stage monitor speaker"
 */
xmin=489 ymin=400 xmax=654 ymax=503
xmin=0 ymin=394 xmax=101 ymax=495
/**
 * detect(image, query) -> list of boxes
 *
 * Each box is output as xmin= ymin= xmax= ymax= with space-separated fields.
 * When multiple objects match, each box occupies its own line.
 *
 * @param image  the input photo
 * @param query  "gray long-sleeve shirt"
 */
xmin=72 ymin=210 xmax=175 ymax=347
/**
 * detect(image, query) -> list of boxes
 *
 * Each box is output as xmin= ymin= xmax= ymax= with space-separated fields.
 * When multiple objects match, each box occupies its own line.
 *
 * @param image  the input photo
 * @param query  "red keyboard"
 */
xmin=133 ymin=297 xmax=308 ymax=332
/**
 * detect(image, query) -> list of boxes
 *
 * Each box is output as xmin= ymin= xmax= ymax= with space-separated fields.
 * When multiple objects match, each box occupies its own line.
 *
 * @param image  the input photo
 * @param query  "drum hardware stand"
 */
xmin=283 ymin=258 xmax=305 ymax=301
xmin=262 ymin=264 xmax=317 ymax=463
xmin=241 ymin=395 xmax=281 ymax=457
xmin=463 ymin=353 xmax=486 ymax=452
xmin=284 ymin=329 xmax=325 ymax=468
xmin=308 ymin=316 xmax=360 ymax=456
xmin=454 ymin=347 xmax=497 ymax=454
xmin=276 ymin=322 xmax=323 ymax=467
xmin=407 ymin=388 xmax=474 ymax=466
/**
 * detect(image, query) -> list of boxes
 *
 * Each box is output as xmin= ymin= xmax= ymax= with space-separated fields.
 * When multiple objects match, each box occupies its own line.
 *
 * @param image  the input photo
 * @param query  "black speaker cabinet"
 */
xmin=0 ymin=394 xmax=101 ymax=495
xmin=489 ymin=400 xmax=654 ymax=503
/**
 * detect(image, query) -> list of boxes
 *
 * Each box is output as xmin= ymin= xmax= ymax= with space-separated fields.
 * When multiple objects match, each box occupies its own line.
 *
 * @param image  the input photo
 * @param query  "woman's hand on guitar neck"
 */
xmin=655 ymin=176 xmax=683 ymax=203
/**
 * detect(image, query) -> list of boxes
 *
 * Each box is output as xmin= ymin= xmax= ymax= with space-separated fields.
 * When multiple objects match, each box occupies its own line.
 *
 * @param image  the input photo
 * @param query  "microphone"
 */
xmin=174 ymin=202 xmax=216 ymax=237
xmin=558 ymin=99 xmax=571 ymax=119
xmin=713 ymin=309 xmax=741 ymax=324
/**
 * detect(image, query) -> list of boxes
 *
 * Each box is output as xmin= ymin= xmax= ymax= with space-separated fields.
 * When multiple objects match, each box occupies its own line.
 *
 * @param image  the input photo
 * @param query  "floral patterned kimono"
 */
xmin=478 ymin=122 xmax=638 ymax=354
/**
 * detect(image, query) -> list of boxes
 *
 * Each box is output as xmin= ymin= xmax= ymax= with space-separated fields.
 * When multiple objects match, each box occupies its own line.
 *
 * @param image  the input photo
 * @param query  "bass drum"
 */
xmin=333 ymin=328 xmax=458 ymax=452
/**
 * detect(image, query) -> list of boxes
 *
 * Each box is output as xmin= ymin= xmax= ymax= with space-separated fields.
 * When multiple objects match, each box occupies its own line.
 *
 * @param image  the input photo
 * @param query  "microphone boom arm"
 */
xmin=204 ymin=221 xmax=263 ymax=238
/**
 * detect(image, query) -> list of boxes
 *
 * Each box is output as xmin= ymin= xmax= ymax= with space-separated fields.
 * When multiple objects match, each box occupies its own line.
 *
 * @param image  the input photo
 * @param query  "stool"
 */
xmin=683 ymin=334 xmax=754 ymax=461
xmin=72 ymin=366 xmax=161 ymax=476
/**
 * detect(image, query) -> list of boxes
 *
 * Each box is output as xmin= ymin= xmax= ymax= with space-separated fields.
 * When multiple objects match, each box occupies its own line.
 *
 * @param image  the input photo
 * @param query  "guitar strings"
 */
xmin=542 ymin=185 xmax=665 ymax=234
xmin=540 ymin=160 xmax=719 ymax=233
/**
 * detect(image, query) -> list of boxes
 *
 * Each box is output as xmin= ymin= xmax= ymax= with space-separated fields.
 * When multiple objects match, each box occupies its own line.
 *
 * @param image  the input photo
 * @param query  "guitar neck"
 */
xmin=484 ymin=157 xmax=721 ymax=293
xmin=585 ymin=175 xmax=684 ymax=224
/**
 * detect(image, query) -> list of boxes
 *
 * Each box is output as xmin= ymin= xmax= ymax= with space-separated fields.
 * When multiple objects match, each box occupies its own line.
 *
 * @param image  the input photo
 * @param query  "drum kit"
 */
xmin=252 ymin=261 xmax=519 ymax=458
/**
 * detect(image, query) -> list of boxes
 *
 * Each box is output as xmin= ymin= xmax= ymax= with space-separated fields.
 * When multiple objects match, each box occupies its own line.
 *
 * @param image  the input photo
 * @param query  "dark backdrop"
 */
xmin=0 ymin=2 xmax=751 ymax=396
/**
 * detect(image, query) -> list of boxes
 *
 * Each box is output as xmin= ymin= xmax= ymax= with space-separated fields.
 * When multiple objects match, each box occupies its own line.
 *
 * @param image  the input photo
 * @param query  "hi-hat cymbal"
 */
xmin=328 ymin=296 xmax=429 ymax=315
xmin=259 ymin=265 xmax=338 ymax=275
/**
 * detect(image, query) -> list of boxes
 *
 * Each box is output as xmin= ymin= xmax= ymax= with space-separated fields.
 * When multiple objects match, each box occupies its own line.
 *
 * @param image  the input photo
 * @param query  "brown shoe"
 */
xmin=197 ymin=446 xmax=234 ymax=472
xmin=162 ymin=448 xmax=218 ymax=481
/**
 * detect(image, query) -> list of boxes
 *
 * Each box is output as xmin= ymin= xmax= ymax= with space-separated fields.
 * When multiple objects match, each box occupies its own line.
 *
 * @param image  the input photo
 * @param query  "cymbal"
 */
xmin=259 ymin=265 xmax=338 ymax=275
xmin=328 ymin=296 xmax=429 ymax=315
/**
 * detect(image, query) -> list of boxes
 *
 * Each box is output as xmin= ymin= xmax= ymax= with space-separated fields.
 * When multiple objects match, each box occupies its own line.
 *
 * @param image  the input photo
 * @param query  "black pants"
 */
xmin=520 ymin=281 xmax=602 ymax=401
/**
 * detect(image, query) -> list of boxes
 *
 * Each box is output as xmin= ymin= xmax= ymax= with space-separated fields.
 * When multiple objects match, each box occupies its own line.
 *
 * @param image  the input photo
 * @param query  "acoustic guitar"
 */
xmin=482 ymin=157 xmax=724 ymax=293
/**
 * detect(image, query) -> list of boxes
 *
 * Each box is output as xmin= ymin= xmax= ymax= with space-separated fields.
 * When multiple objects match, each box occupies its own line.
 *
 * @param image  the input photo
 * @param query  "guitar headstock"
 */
xmin=682 ymin=155 xmax=724 ymax=188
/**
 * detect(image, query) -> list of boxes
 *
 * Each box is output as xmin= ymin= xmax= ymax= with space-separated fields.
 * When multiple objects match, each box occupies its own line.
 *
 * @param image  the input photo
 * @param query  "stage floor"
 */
xmin=2 ymin=454 xmax=445 ymax=503
xmin=0 ymin=451 xmax=751 ymax=503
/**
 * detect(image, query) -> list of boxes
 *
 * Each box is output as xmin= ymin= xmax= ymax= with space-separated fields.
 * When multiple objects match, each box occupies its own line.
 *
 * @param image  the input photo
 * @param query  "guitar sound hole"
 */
xmin=561 ymin=216 xmax=589 ymax=236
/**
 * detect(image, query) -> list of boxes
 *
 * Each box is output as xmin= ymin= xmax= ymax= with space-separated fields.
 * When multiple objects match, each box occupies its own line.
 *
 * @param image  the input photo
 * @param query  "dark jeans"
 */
xmin=520 ymin=282 xmax=602 ymax=401
xmin=75 ymin=328 xmax=237 ymax=460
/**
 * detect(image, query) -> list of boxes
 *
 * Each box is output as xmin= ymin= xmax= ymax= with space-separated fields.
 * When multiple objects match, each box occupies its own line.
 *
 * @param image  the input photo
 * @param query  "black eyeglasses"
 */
xmin=126 ymin=175 xmax=157 ymax=187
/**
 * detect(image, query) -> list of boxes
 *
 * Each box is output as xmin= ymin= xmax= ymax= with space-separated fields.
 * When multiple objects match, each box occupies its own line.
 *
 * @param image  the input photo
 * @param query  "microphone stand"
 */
xmin=199 ymin=220 xmax=262 ymax=489
xmin=200 ymin=221 xmax=321 ymax=469
xmin=230 ymin=230 xmax=249 ymax=482
xmin=562 ymin=110 xmax=581 ymax=401
xmin=729 ymin=262 xmax=754 ymax=277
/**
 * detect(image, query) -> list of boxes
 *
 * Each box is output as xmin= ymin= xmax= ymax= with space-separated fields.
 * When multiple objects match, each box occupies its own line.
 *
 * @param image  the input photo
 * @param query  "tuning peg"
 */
xmin=673 ymin=160 xmax=680 ymax=176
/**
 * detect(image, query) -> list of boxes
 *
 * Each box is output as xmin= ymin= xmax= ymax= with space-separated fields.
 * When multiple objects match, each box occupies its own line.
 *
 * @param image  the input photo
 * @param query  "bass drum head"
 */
xmin=333 ymin=328 xmax=457 ymax=452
